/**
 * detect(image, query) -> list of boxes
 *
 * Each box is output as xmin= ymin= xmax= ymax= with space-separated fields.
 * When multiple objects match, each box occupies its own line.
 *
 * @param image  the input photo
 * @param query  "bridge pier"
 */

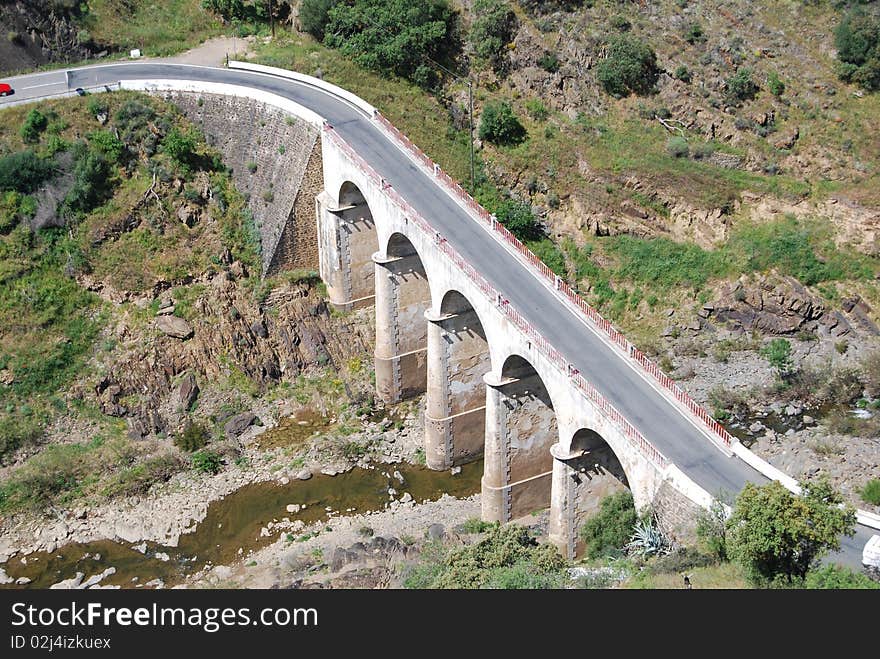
xmin=424 ymin=308 xmax=489 ymax=470
xmin=481 ymin=369 xmax=556 ymax=523
xmin=548 ymin=443 xmax=580 ymax=559
xmin=316 ymin=192 xmax=376 ymax=310
xmin=372 ymin=251 xmax=429 ymax=404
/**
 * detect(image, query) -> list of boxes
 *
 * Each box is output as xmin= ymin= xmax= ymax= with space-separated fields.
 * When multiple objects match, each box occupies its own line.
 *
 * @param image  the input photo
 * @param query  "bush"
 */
xmin=596 ymin=35 xmax=659 ymax=97
xmin=191 ymin=449 xmax=223 ymax=474
xmin=88 ymin=130 xmax=125 ymax=163
xmin=610 ymin=14 xmax=630 ymax=32
xmin=478 ymin=101 xmax=526 ymax=145
xmin=835 ymin=8 xmax=880 ymax=90
xmin=470 ymin=0 xmax=516 ymax=72
xmin=767 ymin=71 xmax=785 ymax=96
xmin=861 ymin=478 xmax=880 ymax=506
xmin=760 ymin=338 xmax=793 ymax=376
xmin=20 ymin=109 xmax=48 ymax=143
xmin=0 ymin=150 xmax=54 ymax=193
xmin=160 ymin=127 xmax=199 ymax=171
xmin=579 ymin=491 xmax=637 ymax=559
xmin=804 ymin=564 xmax=880 ymax=589
xmin=299 ymin=0 xmax=340 ymax=40
xmin=666 ymin=136 xmax=689 ymax=158
xmin=649 ymin=546 xmax=715 ymax=574
xmin=674 ymin=65 xmax=691 ymax=82
xmin=724 ymin=68 xmax=759 ymax=104
xmin=62 ymin=148 xmax=112 ymax=217
xmin=495 ymin=197 xmax=542 ymax=241
xmin=174 ymin=421 xmax=210 ymax=452
xmin=323 ymin=0 xmax=459 ymax=87
xmin=525 ymin=98 xmax=549 ymax=121
xmin=696 ymin=499 xmax=729 ymax=560
xmin=684 ymin=21 xmax=705 ymax=44
xmin=538 ymin=52 xmax=560 ymax=73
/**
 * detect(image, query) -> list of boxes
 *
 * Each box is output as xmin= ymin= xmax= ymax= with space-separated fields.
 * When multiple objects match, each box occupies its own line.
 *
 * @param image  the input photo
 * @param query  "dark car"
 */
xmin=0 ymin=83 xmax=13 ymax=97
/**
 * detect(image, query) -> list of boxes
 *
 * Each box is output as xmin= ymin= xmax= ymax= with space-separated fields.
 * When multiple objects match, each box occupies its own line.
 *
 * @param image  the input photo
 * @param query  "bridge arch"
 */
xmin=320 ymin=180 xmax=378 ymax=308
xmin=482 ymin=353 xmax=559 ymax=523
xmin=373 ymin=232 xmax=431 ymax=404
xmin=424 ymin=289 xmax=493 ymax=469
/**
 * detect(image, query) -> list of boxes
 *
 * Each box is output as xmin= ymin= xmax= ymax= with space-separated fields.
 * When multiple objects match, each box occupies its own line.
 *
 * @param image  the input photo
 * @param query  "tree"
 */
xmin=495 ymin=197 xmax=542 ymax=241
xmin=579 ymin=491 xmax=638 ymax=558
xmin=760 ymin=338 xmax=793 ymax=377
xmin=595 ymin=35 xmax=659 ymax=97
xmin=161 ymin=127 xmax=199 ymax=171
xmin=726 ymin=479 xmax=856 ymax=585
xmin=20 ymin=109 xmax=48 ymax=144
xmin=478 ymin=100 xmax=526 ymax=145
xmin=724 ymin=68 xmax=759 ymax=104
xmin=470 ymin=0 xmax=516 ymax=72
xmin=299 ymin=0 xmax=339 ymax=40
xmin=835 ymin=8 xmax=880 ymax=90
xmin=323 ymin=0 xmax=459 ymax=87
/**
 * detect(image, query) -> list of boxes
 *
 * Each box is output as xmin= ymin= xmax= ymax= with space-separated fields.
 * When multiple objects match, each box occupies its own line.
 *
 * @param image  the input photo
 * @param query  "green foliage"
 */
xmin=724 ymin=68 xmax=759 ymax=104
xmin=596 ymin=35 xmax=659 ymax=97
xmin=608 ymin=235 xmax=726 ymax=291
xmin=674 ymin=65 xmax=691 ymax=82
xmin=525 ymin=98 xmax=549 ymax=121
xmin=835 ymin=8 xmax=880 ymax=90
xmin=174 ymin=421 xmax=210 ymax=452
xmin=696 ymin=498 xmax=729 ymax=560
xmin=88 ymin=130 xmax=125 ymax=163
xmin=666 ymin=136 xmax=689 ymax=158
xmin=191 ymin=449 xmax=223 ymax=474
xmin=726 ymin=479 xmax=856 ymax=584
xmin=160 ymin=127 xmax=199 ymax=172
xmin=804 ymin=564 xmax=880 ymax=589
xmin=760 ymin=338 xmax=793 ymax=376
xmin=0 ymin=151 xmax=54 ymax=193
xmin=526 ymin=238 xmax=565 ymax=276
xmin=323 ymin=0 xmax=459 ymax=87
xmin=62 ymin=147 xmax=112 ymax=217
xmin=538 ymin=52 xmax=560 ymax=73
xmin=20 ymin=109 xmax=49 ymax=143
xmin=579 ymin=491 xmax=638 ymax=559
xmin=609 ymin=14 xmax=630 ymax=32
xmin=683 ymin=21 xmax=705 ymax=44
xmin=470 ymin=0 xmax=516 ymax=72
xmin=861 ymin=478 xmax=880 ymax=505
xmin=405 ymin=523 xmax=566 ymax=589
xmin=495 ymin=197 xmax=542 ymax=241
xmin=478 ymin=100 xmax=526 ymax=145
xmin=461 ymin=518 xmax=495 ymax=533
xmin=299 ymin=0 xmax=340 ymax=40
xmin=767 ymin=71 xmax=785 ymax=96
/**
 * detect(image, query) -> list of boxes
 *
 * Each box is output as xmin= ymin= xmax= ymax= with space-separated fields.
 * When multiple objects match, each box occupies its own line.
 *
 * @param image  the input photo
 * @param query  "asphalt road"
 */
xmin=1 ymin=62 xmax=875 ymax=569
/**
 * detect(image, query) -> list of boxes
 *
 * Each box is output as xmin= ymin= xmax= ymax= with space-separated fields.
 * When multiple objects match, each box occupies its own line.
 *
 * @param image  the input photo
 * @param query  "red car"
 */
xmin=0 ymin=83 xmax=13 ymax=97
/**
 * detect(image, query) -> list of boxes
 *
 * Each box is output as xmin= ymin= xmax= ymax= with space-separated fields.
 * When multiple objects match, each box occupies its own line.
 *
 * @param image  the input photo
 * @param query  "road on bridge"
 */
xmin=2 ymin=62 xmax=874 ymax=569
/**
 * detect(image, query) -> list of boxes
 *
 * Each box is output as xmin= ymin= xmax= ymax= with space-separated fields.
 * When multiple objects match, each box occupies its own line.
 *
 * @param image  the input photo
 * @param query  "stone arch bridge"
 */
xmin=3 ymin=60 xmax=876 ymax=563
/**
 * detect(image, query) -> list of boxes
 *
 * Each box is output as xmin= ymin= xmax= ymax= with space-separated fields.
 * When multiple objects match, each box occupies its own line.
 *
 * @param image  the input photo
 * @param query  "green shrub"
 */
xmin=835 ymin=8 xmax=880 ymax=90
xmin=610 ymin=14 xmax=631 ymax=32
xmin=323 ymin=0 xmax=459 ymax=87
xmin=696 ymin=499 xmax=729 ymax=560
xmin=495 ymin=197 xmax=541 ymax=241
xmin=160 ymin=127 xmax=199 ymax=171
xmin=478 ymin=101 xmax=526 ymax=145
xmin=88 ymin=130 xmax=125 ymax=163
xmin=760 ymin=338 xmax=793 ymax=376
xmin=683 ymin=21 xmax=705 ymax=44
xmin=861 ymin=478 xmax=880 ymax=506
xmin=470 ymin=0 xmax=516 ymax=72
xmin=674 ymin=65 xmax=691 ymax=82
xmin=666 ymin=136 xmax=689 ymax=158
xmin=596 ymin=35 xmax=659 ymax=97
xmin=804 ymin=564 xmax=879 ymax=589
xmin=0 ymin=150 xmax=54 ymax=193
xmin=724 ymin=68 xmax=759 ymax=104
xmin=62 ymin=148 xmax=112 ymax=217
xmin=579 ymin=491 xmax=638 ymax=559
xmin=191 ymin=449 xmax=223 ymax=474
xmin=461 ymin=518 xmax=496 ymax=534
xmin=174 ymin=421 xmax=210 ymax=452
xmin=299 ymin=0 xmax=341 ymax=40
xmin=20 ymin=109 xmax=49 ymax=143
xmin=767 ymin=71 xmax=785 ymax=96
xmin=525 ymin=98 xmax=549 ymax=121
xmin=538 ymin=52 xmax=560 ymax=73
xmin=86 ymin=97 xmax=109 ymax=118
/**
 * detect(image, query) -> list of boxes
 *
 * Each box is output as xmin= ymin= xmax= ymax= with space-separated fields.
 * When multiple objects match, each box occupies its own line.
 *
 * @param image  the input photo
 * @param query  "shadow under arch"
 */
xmin=424 ymin=289 xmax=492 ymax=468
xmin=483 ymin=353 xmax=558 ymax=521
xmin=335 ymin=181 xmax=377 ymax=306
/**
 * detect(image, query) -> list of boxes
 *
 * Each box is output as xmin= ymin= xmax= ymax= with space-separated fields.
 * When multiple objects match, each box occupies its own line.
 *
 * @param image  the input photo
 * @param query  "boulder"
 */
xmin=426 ymin=524 xmax=446 ymax=542
xmin=224 ymin=412 xmax=257 ymax=438
xmin=156 ymin=316 xmax=193 ymax=340
xmin=177 ymin=373 xmax=199 ymax=410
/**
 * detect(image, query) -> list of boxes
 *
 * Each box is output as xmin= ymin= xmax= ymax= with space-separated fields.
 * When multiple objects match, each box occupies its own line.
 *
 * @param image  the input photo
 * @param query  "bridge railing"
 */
xmin=370 ymin=111 xmax=734 ymax=450
xmin=324 ymin=122 xmax=669 ymax=470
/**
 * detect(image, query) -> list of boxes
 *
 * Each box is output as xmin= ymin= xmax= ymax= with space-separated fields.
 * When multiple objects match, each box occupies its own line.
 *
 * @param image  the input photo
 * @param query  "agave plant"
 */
xmin=626 ymin=517 xmax=672 ymax=557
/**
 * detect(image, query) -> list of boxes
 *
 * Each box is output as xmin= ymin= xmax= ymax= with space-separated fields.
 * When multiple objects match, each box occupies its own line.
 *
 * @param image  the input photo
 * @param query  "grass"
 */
xmin=861 ymin=479 xmax=880 ymax=506
xmin=622 ymin=560 xmax=750 ymax=589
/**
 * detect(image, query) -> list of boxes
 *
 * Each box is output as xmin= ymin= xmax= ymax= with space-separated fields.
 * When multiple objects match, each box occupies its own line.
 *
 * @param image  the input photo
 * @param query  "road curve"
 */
xmin=1 ymin=62 xmax=875 ymax=569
